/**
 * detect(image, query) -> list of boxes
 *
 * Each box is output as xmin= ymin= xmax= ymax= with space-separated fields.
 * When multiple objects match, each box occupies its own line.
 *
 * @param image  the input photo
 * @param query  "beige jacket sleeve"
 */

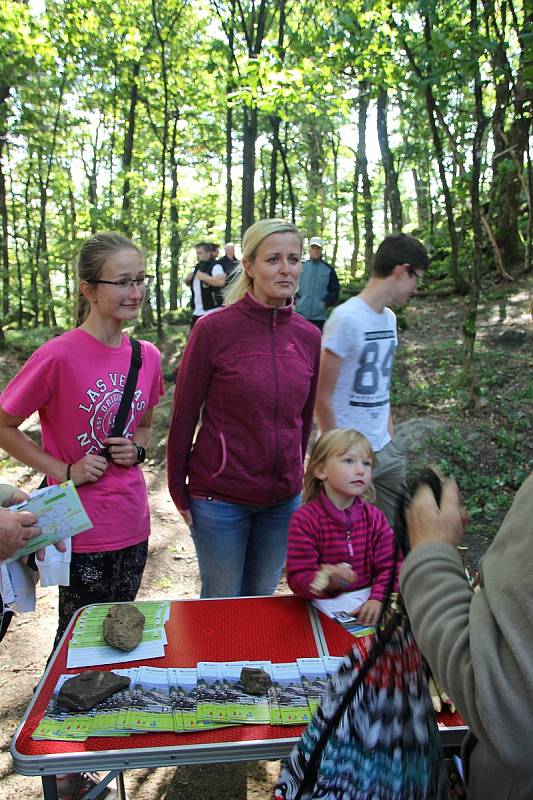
xmin=400 ymin=473 xmax=533 ymax=771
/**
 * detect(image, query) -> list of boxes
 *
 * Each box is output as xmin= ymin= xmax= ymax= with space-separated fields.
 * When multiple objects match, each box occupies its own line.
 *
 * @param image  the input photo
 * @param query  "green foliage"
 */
xmin=394 ymin=284 xmax=532 ymax=543
xmin=0 ymin=0 xmax=530 ymax=331
xmin=4 ymin=327 xmax=65 ymax=360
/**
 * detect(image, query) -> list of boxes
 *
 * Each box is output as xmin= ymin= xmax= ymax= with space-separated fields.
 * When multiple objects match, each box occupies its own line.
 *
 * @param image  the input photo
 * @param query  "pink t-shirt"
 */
xmin=0 ymin=329 xmax=164 ymax=553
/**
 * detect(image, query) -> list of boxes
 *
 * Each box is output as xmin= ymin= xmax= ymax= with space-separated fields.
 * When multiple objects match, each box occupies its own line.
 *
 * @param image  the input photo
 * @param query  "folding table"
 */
xmin=10 ymin=595 xmax=467 ymax=799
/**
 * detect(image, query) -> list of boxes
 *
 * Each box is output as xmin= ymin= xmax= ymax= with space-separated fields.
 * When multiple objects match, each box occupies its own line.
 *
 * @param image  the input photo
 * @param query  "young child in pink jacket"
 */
xmin=286 ymin=429 xmax=398 ymax=626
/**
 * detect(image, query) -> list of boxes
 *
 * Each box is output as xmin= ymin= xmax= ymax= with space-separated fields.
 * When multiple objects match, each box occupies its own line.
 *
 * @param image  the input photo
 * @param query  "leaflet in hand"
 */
xmin=6 ymin=480 xmax=93 ymax=563
xmin=313 ymin=587 xmax=376 ymax=636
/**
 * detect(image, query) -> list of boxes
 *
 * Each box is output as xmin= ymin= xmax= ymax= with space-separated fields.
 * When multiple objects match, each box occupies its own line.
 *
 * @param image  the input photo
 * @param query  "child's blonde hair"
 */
xmin=303 ymin=428 xmax=376 ymax=504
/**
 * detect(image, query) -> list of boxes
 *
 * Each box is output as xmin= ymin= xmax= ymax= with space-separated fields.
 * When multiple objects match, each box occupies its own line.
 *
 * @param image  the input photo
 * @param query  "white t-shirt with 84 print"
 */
xmin=322 ymin=296 xmax=397 ymax=452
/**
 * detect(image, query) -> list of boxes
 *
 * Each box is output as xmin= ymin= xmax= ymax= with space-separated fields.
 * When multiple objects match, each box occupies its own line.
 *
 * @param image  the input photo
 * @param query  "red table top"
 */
xmin=14 ymin=595 xmax=466 ymax=763
xmin=14 ymin=596 xmax=321 ymax=758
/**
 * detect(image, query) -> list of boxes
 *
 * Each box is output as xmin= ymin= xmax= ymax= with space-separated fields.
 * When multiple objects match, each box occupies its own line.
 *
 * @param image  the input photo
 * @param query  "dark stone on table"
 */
xmin=58 ymin=670 xmax=131 ymax=710
xmin=103 ymin=603 xmax=145 ymax=651
xmin=240 ymin=666 xmax=272 ymax=696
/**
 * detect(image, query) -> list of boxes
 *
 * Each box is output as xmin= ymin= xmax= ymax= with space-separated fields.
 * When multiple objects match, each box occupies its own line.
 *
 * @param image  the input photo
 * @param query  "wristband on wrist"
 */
xmin=134 ymin=444 xmax=146 ymax=464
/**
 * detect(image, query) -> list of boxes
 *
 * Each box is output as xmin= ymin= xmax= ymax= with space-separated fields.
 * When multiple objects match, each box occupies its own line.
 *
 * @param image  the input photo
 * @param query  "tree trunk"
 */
xmin=238 ymin=0 xmax=269 ymax=236
xmin=383 ymin=185 xmax=389 ymax=235
xmin=259 ymin=145 xmax=268 ymax=219
xmin=23 ymin=155 xmax=38 ymax=327
xmin=241 ymin=103 xmax=257 ymax=233
xmin=85 ymin=121 xmax=100 ymax=234
xmin=331 ymin=135 xmax=340 ymax=268
xmin=463 ymin=0 xmax=489 ymax=408
xmin=394 ymin=15 xmax=467 ymax=291
xmin=64 ymin=179 xmax=77 ymax=324
xmin=412 ymin=167 xmax=432 ymax=233
xmin=36 ymin=157 xmax=56 ymax=327
xmin=269 ymin=115 xmax=280 ymax=218
xmin=422 ymin=14 xmax=466 ymax=293
xmin=168 ymin=116 xmax=182 ymax=312
xmin=7 ymin=148 xmax=23 ymax=327
xmin=152 ymin=0 xmax=182 ymax=337
xmin=356 ymin=83 xmax=373 ymax=276
xmin=304 ymin=123 xmax=325 ymax=238
xmin=108 ymin=63 xmax=119 ymax=208
xmin=269 ymin=121 xmax=295 ymax=222
xmin=526 ymin=135 xmax=533 ymax=271
xmin=33 ymin=71 xmax=66 ymax=328
xmin=225 ymin=102 xmax=234 ymax=241
xmin=0 ymin=88 xmax=10 ymax=320
xmin=121 ymin=60 xmax=140 ymax=236
xmin=376 ymin=87 xmax=403 ymax=232
xmin=224 ymin=0 xmax=236 ymax=243
xmin=268 ymin=0 xmax=286 ymax=220
xmin=483 ymin=0 xmax=531 ymax=268
xmin=351 ymin=144 xmax=360 ymax=277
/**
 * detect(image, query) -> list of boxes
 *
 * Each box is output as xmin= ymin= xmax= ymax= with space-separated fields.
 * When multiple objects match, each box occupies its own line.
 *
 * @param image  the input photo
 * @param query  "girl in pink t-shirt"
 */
xmin=0 ymin=232 xmax=164 ymax=650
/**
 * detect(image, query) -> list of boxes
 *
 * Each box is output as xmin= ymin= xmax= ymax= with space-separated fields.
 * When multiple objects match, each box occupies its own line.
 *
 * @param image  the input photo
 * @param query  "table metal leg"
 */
xmin=40 ymin=771 xmax=125 ymax=800
xmin=81 ymin=770 xmax=122 ymax=800
xmin=41 ymin=775 xmax=59 ymax=800
xmin=116 ymin=771 xmax=126 ymax=800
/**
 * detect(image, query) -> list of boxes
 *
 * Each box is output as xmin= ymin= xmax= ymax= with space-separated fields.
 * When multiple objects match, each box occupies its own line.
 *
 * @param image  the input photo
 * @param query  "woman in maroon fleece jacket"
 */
xmin=167 ymin=219 xmax=321 ymax=598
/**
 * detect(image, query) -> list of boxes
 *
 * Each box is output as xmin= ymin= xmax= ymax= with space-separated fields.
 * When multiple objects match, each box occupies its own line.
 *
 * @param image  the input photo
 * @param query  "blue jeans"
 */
xmin=189 ymin=495 xmax=300 ymax=598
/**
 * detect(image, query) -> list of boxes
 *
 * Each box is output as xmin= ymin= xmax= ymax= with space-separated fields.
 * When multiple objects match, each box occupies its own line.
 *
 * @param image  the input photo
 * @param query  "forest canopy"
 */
xmin=0 ymin=0 xmax=531 ymax=347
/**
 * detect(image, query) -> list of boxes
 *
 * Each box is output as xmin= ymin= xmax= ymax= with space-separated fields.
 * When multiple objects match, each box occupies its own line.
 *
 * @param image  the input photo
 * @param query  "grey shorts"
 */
xmin=373 ymin=438 xmax=406 ymax=527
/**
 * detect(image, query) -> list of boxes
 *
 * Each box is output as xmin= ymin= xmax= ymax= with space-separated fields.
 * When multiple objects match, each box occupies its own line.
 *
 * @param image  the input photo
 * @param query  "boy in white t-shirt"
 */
xmin=316 ymin=233 xmax=428 ymax=525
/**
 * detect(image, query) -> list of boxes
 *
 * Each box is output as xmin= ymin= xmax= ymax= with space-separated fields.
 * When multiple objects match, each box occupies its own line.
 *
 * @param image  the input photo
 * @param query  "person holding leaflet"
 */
xmin=286 ymin=428 xmax=398 ymax=626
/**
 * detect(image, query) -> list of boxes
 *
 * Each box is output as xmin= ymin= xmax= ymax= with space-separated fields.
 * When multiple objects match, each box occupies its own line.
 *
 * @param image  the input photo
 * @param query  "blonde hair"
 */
xmin=75 ymin=232 xmax=143 ymax=326
xmin=303 ymin=429 xmax=376 ymax=504
xmin=224 ymin=218 xmax=303 ymax=306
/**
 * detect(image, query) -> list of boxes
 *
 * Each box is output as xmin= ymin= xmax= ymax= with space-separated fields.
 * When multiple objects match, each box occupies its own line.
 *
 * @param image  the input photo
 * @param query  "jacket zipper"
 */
xmin=271 ymin=307 xmax=279 ymax=500
xmin=345 ymin=509 xmax=354 ymax=557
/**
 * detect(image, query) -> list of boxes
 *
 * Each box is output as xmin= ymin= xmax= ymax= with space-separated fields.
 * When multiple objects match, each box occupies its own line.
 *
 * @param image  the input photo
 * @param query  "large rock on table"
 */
xmin=240 ymin=666 xmax=272 ymax=696
xmin=103 ymin=603 xmax=145 ymax=651
xmin=58 ymin=670 xmax=131 ymax=710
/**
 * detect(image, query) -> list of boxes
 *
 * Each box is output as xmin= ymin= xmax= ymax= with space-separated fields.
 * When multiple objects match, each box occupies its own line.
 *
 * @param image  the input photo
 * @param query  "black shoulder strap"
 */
xmin=110 ymin=338 xmax=142 ymax=438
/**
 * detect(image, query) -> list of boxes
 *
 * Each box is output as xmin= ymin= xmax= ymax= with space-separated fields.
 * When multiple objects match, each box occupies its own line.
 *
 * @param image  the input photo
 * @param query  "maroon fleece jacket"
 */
xmin=167 ymin=292 xmax=321 ymax=511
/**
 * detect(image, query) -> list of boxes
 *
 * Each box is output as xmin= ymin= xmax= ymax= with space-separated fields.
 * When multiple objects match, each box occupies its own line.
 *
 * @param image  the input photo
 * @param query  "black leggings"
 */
xmin=52 ymin=540 xmax=148 ymax=651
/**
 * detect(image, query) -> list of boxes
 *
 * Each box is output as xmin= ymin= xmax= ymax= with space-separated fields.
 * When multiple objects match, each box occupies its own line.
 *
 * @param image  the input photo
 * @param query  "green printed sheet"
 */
xmin=6 ymin=481 xmax=92 ymax=562
xmin=223 ymin=661 xmax=273 ymax=724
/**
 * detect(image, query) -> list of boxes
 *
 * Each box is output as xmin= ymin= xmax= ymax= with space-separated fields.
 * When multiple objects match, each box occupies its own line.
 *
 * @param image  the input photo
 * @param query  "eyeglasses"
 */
xmin=406 ymin=266 xmax=425 ymax=281
xmin=88 ymin=275 xmax=154 ymax=291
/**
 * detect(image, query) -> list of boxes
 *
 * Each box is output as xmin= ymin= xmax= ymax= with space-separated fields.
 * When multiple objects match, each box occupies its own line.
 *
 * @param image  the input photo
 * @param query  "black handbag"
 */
xmin=99 ymin=337 xmax=142 ymax=459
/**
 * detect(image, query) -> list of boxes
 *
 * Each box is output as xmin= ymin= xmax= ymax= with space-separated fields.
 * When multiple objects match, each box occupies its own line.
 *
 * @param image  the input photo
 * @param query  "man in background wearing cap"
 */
xmin=295 ymin=237 xmax=340 ymax=331
xmin=316 ymin=233 xmax=428 ymax=526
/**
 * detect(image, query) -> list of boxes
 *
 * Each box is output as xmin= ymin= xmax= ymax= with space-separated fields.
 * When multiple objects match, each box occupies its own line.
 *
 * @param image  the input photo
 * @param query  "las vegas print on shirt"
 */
xmin=76 ymin=372 xmax=147 ymax=454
